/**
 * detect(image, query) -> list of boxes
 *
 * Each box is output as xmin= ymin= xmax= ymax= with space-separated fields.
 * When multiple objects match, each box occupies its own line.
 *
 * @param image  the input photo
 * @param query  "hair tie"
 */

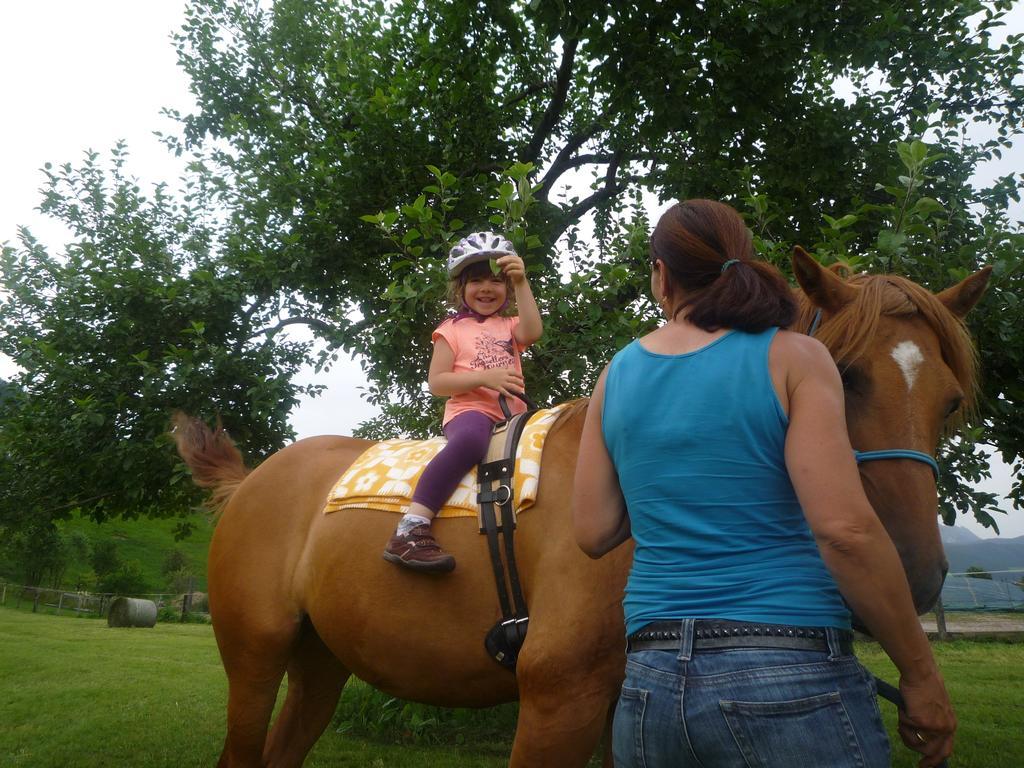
xmin=721 ymin=259 xmax=740 ymax=273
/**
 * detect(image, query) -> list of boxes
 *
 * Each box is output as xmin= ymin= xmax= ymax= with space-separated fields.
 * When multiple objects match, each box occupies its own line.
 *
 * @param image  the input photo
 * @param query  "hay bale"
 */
xmin=107 ymin=597 xmax=158 ymax=628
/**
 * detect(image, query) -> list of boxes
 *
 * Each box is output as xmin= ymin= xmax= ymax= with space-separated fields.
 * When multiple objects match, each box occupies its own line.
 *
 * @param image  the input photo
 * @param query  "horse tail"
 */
xmin=172 ymin=413 xmax=250 ymax=515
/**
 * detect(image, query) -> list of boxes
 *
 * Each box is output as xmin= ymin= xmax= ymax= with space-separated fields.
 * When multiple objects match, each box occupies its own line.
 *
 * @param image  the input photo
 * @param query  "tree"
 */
xmin=161 ymin=548 xmax=190 ymax=579
xmin=97 ymin=559 xmax=149 ymax=596
xmin=965 ymin=565 xmax=994 ymax=580
xmin=0 ymin=146 xmax=313 ymax=528
xmin=1 ymin=522 xmax=69 ymax=587
xmin=162 ymin=548 xmax=195 ymax=592
xmin=90 ymin=540 xmax=121 ymax=579
xmin=1 ymin=0 xmax=1022 ymax=531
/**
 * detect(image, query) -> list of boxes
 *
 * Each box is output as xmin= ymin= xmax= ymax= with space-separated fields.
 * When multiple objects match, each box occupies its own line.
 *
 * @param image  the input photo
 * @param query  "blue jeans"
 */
xmin=613 ymin=621 xmax=890 ymax=768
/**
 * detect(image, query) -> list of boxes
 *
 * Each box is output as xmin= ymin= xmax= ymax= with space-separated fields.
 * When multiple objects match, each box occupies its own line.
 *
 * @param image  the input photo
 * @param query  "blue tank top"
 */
xmin=602 ymin=328 xmax=850 ymax=635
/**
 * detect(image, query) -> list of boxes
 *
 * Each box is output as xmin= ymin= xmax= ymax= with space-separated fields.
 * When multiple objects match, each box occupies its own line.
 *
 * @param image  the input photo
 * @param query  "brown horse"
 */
xmin=175 ymin=251 xmax=990 ymax=767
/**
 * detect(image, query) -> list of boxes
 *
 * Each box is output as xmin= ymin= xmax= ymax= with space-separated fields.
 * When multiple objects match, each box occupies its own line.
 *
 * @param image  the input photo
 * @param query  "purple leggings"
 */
xmin=411 ymin=410 xmax=495 ymax=514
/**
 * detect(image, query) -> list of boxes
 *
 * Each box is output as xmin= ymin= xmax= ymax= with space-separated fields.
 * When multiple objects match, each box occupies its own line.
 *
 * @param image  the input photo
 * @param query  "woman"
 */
xmin=573 ymin=200 xmax=955 ymax=768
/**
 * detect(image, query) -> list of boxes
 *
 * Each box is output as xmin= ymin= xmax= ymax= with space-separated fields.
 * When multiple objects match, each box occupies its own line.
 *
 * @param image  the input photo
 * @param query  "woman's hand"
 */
xmin=898 ymin=672 xmax=956 ymax=767
xmin=495 ymin=254 xmax=527 ymax=285
xmin=479 ymin=367 xmax=525 ymax=396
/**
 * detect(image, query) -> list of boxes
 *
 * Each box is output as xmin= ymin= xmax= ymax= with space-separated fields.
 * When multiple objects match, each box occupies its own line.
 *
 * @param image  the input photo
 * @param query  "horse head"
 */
xmin=792 ymin=248 xmax=991 ymax=615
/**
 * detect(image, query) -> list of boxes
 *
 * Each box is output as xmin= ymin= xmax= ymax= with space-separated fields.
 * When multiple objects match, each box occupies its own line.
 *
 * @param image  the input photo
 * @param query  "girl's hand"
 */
xmin=479 ymin=367 xmax=525 ymax=396
xmin=495 ymin=254 xmax=527 ymax=285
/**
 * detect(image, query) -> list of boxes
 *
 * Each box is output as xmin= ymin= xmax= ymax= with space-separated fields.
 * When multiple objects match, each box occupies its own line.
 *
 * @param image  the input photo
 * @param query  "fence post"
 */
xmin=56 ymin=592 xmax=64 ymax=616
xmin=933 ymin=596 xmax=948 ymax=640
xmin=181 ymin=576 xmax=194 ymax=622
xmin=1 ymin=583 xmax=6 ymax=605
xmin=32 ymin=590 xmax=40 ymax=613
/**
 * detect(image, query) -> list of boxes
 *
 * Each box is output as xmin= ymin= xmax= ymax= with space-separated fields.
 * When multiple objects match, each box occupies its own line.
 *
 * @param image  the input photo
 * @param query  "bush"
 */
xmin=165 ymin=567 xmax=196 ymax=594
xmin=97 ymin=560 xmax=148 ymax=595
xmin=161 ymin=549 xmax=189 ymax=579
xmin=966 ymin=566 xmax=994 ymax=580
xmin=91 ymin=540 xmax=120 ymax=578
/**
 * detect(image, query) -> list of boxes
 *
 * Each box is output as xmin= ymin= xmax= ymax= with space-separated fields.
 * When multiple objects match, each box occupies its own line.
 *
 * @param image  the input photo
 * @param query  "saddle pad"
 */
xmin=323 ymin=404 xmax=568 ymax=518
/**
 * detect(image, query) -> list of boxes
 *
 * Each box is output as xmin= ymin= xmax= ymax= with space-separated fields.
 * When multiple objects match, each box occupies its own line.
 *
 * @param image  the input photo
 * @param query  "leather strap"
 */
xmin=477 ymin=404 xmax=536 ymax=666
xmin=628 ymin=619 xmax=854 ymax=655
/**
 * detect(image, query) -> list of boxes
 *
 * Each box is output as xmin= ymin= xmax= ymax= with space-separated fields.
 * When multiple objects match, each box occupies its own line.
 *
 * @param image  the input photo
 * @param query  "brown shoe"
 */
xmin=383 ymin=524 xmax=456 ymax=573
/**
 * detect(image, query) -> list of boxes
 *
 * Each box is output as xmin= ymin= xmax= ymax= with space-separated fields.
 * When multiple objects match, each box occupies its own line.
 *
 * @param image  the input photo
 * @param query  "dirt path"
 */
xmin=919 ymin=611 xmax=1024 ymax=636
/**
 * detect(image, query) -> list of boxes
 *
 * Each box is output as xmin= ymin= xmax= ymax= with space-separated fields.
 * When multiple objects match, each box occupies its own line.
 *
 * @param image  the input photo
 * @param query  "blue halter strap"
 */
xmin=805 ymin=309 xmax=940 ymax=479
xmin=854 ymin=449 xmax=940 ymax=479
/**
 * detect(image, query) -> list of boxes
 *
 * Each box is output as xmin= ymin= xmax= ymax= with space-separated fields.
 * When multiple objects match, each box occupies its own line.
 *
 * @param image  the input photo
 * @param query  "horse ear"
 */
xmin=791 ymin=246 xmax=856 ymax=312
xmin=936 ymin=266 xmax=992 ymax=318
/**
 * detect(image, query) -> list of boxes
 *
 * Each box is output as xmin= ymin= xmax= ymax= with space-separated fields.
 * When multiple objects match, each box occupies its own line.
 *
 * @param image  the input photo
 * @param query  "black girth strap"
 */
xmin=478 ymin=399 xmax=535 ymax=669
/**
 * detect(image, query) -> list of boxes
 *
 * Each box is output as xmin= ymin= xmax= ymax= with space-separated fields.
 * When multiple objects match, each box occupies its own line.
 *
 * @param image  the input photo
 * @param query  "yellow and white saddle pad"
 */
xmin=323 ymin=404 xmax=568 ymax=518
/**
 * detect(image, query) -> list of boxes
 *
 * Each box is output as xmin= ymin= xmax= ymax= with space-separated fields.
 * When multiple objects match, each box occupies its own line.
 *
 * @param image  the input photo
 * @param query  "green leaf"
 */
xmin=896 ymin=141 xmax=915 ymax=171
xmin=910 ymin=140 xmax=928 ymax=164
xmin=912 ymin=197 xmax=943 ymax=217
xmin=876 ymin=230 xmax=907 ymax=254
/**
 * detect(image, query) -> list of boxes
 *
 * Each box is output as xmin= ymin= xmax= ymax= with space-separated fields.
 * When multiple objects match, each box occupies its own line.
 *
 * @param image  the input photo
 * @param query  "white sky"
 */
xmin=0 ymin=1 xmax=1021 ymax=538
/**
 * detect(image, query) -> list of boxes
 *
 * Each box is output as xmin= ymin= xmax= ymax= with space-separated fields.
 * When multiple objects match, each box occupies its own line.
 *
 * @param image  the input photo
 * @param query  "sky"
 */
xmin=1 ymin=1 xmax=1021 ymax=538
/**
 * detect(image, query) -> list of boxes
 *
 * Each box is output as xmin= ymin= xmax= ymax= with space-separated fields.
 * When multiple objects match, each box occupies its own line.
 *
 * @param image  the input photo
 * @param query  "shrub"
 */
xmin=161 ymin=549 xmax=189 ymax=579
xmin=97 ymin=560 xmax=148 ymax=595
xmin=966 ymin=566 xmax=994 ymax=580
xmin=91 ymin=540 xmax=120 ymax=578
xmin=165 ymin=567 xmax=196 ymax=594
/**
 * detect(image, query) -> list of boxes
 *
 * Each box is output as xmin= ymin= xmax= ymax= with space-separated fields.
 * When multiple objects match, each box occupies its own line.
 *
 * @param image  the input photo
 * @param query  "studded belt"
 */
xmin=627 ymin=619 xmax=854 ymax=654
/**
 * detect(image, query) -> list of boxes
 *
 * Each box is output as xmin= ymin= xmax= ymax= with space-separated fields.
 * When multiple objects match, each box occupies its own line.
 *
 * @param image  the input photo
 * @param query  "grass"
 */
xmin=857 ymin=640 xmax=1024 ymax=767
xmin=0 ymin=609 xmax=514 ymax=767
xmin=1 ymin=607 xmax=1021 ymax=767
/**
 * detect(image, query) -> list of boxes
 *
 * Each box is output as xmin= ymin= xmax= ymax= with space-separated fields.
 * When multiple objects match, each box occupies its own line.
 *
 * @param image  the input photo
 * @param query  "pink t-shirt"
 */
xmin=432 ymin=314 xmax=529 ymax=425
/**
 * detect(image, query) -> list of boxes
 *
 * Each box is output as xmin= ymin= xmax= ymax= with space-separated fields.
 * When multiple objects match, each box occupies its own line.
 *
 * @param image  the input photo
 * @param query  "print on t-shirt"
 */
xmin=470 ymin=330 xmax=516 ymax=370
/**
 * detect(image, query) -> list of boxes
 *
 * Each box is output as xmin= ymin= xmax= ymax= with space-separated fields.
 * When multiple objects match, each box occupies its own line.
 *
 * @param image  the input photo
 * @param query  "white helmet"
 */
xmin=447 ymin=231 xmax=516 ymax=277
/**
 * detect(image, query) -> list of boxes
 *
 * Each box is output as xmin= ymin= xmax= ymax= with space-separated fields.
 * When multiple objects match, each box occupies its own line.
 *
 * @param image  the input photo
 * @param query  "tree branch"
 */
xmin=525 ymin=36 xmax=579 ymax=163
xmin=501 ymin=80 xmax=551 ymax=111
xmin=548 ymin=152 xmax=629 ymax=243
xmin=537 ymin=121 xmax=604 ymax=202
xmin=249 ymin=316 xmax=335 ymax=340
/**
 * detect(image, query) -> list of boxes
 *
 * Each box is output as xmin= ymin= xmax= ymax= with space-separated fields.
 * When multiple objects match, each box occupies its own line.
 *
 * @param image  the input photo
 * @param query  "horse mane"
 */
xmin=793 ymin=268 xmax=980 ymax=429
xmin=547 ymin=398 xmax=590 ymax=438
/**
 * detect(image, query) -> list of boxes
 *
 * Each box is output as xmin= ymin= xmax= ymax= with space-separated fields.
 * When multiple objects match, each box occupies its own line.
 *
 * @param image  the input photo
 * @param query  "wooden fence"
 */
xmin=0 ymin=582 xmax=207 ymax=621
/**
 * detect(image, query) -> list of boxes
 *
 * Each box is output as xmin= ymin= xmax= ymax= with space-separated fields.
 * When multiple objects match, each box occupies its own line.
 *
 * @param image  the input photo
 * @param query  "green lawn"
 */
xmin=0 ymin=609 xmax=514 ymax=767
xmin=1 ymin=608 xmax=1020 ymax=767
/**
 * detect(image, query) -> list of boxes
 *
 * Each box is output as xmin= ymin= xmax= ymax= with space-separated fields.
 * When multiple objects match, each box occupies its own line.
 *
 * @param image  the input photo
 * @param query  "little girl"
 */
xmin=383 ymin=231 xmax=543 ymax=573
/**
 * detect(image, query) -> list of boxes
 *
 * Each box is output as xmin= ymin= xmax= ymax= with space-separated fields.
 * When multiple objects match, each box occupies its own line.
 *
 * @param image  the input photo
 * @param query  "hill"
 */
xmin=943 ymin=536 xmax=1024 ymax=581
xmin=937 ymin=526 xmax=1024 ymax=610
xmin=938 ymin=525 xmax=981 ymax=545
xmin=0 ymin=513 xmax=213 ymax=593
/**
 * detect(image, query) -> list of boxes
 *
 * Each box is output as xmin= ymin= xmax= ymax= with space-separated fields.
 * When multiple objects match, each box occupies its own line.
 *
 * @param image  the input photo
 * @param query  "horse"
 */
xmin=174 ymin=250 xmax=990 ymax=767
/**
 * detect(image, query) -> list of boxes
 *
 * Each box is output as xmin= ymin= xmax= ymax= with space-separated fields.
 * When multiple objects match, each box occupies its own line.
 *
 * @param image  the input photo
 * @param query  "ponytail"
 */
xmin=652 ymin=200 xmax=795 ymax=332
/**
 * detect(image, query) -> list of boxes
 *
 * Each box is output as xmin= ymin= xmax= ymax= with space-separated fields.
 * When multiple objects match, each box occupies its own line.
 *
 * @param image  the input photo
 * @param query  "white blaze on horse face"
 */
xmin=891 ymin=340 xmax=925 ymax=391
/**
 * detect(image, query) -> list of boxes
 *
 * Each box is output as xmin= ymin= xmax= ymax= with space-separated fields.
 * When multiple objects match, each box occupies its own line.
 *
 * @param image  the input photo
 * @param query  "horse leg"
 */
xmin=215 ymin=617 xmax=299 ymax=767
xmin=602 ymin=699 xmax=616 ymax=767
xmin=262 ymin=619 xmax=351 ymax=767
xmin=509 ymin=651 xmax=616 ymax=768
xmin=510 ymin=690 xmax=611 ymax=767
